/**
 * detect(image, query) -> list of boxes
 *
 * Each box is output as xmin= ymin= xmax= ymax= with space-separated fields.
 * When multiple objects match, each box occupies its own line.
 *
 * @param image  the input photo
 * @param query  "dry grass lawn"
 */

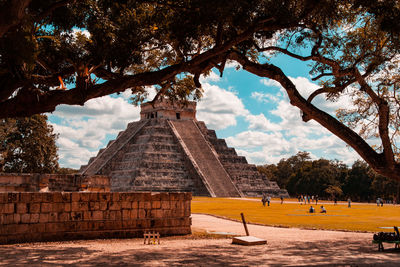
xmin=192 ymin=197 xmax=400 ymax=232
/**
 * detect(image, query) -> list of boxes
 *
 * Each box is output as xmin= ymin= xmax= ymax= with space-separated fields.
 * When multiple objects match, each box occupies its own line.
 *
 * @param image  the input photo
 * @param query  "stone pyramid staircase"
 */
xmin=80 ymin=119 xmax=210 ymax=195
xmin=79 ymin=112 xmax=289 ymax=197
xmin=196 ymin=121 xmax=289 ymax=197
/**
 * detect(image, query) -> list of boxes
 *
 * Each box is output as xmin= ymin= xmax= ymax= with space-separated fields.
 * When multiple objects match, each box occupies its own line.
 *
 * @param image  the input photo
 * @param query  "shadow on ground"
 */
xmin=0 ymin=238 xmax=399 ymax=266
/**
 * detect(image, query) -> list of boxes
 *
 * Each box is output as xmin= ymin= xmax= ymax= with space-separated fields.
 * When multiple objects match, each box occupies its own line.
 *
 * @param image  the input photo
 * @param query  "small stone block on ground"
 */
xmin=232 ymin=236 xmax=267 ymax=246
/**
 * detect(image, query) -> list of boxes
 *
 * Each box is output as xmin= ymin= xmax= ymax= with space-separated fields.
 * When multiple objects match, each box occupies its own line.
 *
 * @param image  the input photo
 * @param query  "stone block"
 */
xmin=52 ymin=192 xmax=63 ymax=202
xmin=3 ymin=203 xmax=14 ymax=214
xmin=130 ymin=209 xmax=138 ymax=219
xmin=0 ymin=194 xmax=6 ymax=204
xmin=41 ymin=203 xmax=52 ymax=213
xmin=152 ymin=209 xmax=163 ymax=218
xmin=109 ymin=210 xmax=121 ymax=220
xmin=29 ymin=223 xmax=45 ymax=233
xmin=45 ymin=222 xmax=60 ymax=233
xmin=42 ymin=193 xmax=53 ymax=203
xmin=15 ymin=203 xmax=26 ymax=214
xmin=143 ymin=193 xmax=152 ymax=201
xmin=89 ymin=201 xmax=100 ymax=211
xmin=29 ymin=203 xmax=41 ymax=213
xmin=160 ymin=192 xmax=170 ymax=201
xmin=151 ymin=193 xmax=161 ymax=201
xmin=15 ymin=224 xmax=29 ymax=233
xmin=83 ymin=211 xmax=92 ymax=221
xmin=122 ymin=210 xmax=131 ymax=220
xmin=31 ymin=193 xmax=43 ymax=202
xmin=13 ymin=213 xmax=21 ymax=224
xmin=161 ymin=201 xmax=170 ymax=209
xmin=21 ymin=214 xmax=31 ymax=223
xmin=30 ymin=213 xmax=39 ymax=223
xmin=53 ymin=203 xmax=64 ymax=213
xmin=138 ymin=209 xmax=146 ymax=219
xmin=61 ymin=192 xmax=71 ymax=202
xmin=151 ymin=201 xmax=161 ymax=209
xmin=58 ymin=212 xmax=70 ymax=222
xmin=48 ymin=212 xmax=58 ymax=222
xmin=99 ymin=193 xmax=111 ymax=201
xmin=92 ymin=211 xmax=103 ymax=221
xmin=39 ymin=213 xmax=49 ymax=223
xmin=7 ymin=193 xmax=18 ymax=203
xmin=80 ymin=193 xmax=90 ymax=202
xmin=3 ymin=214 xmax=14 ymax=224
xmin=71 ymin=211 xmax=83 ymax=221
xmin=71 ymin=193 xmax=80 ymax=202
xmin=144 ymin=202 xmax=151 ymax=209
xmin=121 ymin=201 xmax=131 ymax=209
xmin=19 ymin=193 xmax=31 ymax=203
xmin=109 ymin=202 xmax=121 ymax=211
xmin=99 ymin=201 xmax=108 ymax=211
xmin=112 ymin=192 xmax=121 ymax=201
xmin=131 ymin=201 xmax=138 ymax=209
xmin=122 ymin=220 xmax=136 ymax=229
xmin=64 ymin=203 xmax=71 ymax=212
xmin=89 ymin=192 xmax=99 ymax=201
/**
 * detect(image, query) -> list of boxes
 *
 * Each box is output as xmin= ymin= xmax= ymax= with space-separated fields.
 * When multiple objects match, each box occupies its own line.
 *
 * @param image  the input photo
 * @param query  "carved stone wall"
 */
xmin=0 ymin=173 xmax=110 ymax=192
xmin=0 ymin=192 xmax=191 ymax=244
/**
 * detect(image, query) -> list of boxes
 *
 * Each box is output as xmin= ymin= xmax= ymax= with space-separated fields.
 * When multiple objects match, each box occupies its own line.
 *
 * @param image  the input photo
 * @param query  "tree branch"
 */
xmin=229 ymin=51 xmax=398 ymax=177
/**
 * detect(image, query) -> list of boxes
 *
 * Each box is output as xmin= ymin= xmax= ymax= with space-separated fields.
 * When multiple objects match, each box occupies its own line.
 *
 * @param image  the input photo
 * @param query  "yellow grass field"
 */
xmin=192 ymin=197 xmax=400 ymax=232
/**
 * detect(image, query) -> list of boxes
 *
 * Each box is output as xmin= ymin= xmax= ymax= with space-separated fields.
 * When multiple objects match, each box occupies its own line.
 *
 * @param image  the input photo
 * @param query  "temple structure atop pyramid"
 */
xmin=79 ymin=98 xmax=289 ymax=198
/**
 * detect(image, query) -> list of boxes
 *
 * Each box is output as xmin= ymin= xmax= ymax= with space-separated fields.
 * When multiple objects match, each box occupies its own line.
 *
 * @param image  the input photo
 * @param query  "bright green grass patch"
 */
xmin=192 ymin=197 xmax=400 ymax=232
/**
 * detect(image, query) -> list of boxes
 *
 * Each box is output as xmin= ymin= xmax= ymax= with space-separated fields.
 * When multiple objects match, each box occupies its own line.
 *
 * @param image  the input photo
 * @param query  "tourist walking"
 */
xmin=267 ymin=196 xmax=271 ymax=206
xmin=261 ymin=193 xmax=267 ymax=207
xmin=348 ymin=198 xmax=351 ymax=208
xmin=280 ymin=196 xmax=284 ymax=204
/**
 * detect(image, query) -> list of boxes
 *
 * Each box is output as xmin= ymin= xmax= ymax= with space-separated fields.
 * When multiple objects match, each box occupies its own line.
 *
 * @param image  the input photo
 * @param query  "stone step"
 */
xmin=121 ymin=151 xmax=184 ymax=162
xmin=213 ymin=146 xmax=237 ymax=155
xmin=125 ymin=143 xmax=180 ymax=152
xmin=135 ymin=134 xmax=175 ymax=144
xmin=224 ymin=163 xmax=258 ymax=172
xmin=141 ymin=125 xmax=171 ymax=135
xmin=171 ymin=120 xmax=241 ymax=197
xmin=219 ymin=155 xmax=247 ymax=164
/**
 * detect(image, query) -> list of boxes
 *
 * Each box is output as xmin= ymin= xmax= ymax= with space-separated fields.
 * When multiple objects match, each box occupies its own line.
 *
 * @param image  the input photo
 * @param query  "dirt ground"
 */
xmin=1 ymin=213 xmax=399 ymax=266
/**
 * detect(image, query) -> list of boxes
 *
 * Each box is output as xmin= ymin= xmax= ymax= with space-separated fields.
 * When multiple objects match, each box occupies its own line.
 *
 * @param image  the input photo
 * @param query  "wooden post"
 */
xmin=240 ymin=212 xmax=250 ymax=236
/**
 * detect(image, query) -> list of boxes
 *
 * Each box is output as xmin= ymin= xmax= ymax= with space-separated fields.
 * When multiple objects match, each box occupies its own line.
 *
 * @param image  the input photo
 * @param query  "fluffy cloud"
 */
xmin=197 ymin=83 xmax=248 ymax=130
xmin=49 ymin=89 xmax=140 ymax=168
xmin=251 ymin=92 xmax=280 ymax=103
xmin=222 ymin=75 xmax=361 ymax=165
xmin=245 ymin=113 xmax=281 ymax=132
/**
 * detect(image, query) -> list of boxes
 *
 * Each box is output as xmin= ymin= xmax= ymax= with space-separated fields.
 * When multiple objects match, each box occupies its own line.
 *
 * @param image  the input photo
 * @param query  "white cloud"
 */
xmin=245 ymin=113 xmax=281 ymax=132
xmin=200 ymin=71 xmax=221 ymax=83
xmin=197 ymin=83 xmax=248 ymax=130
xmin=260 ymin=78 xmax=281 ymax=88
xmin=251 ymin=91 xmax=280 ymax=103
xmin=49 ymin=90 xmax=140 ymax=168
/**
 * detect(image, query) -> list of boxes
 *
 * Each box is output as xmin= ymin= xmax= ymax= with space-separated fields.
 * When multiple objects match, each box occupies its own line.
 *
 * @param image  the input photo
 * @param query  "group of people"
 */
xmin=261 ymin=194 xmax=285 ymax=206
xmin=298 ymin=194 xmax=319 ymax=205
xmin=261 ymin=194 xmax=271 ymax=206
xmin=309 ymin=205 xmax=326 ymax=213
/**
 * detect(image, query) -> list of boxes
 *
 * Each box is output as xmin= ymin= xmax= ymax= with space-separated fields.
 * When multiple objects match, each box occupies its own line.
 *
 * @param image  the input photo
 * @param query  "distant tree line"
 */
xmin=258 ymin=152 xmax=400 ymax=203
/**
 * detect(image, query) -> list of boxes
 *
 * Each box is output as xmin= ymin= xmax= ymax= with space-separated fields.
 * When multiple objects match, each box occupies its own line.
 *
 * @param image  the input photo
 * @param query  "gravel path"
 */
xmin=0 ymin=213 xmax=399 ymax=266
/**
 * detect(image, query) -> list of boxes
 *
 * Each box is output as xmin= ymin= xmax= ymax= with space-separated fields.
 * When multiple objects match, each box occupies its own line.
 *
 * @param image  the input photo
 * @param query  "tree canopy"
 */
xmin=258 ymin=152 xmax=400 ymax=202
xmin=1 ymin=0 xmax=400 ymax=181
xmin=0 ymin=114 xmax=59 ymax=173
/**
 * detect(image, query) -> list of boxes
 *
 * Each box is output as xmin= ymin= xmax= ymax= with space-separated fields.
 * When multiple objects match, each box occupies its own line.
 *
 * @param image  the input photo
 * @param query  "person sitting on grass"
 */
xmin=309 ymin=206 xmax=315 ymax=213
xmin=320 ymin=206 xmax=327 ymax=213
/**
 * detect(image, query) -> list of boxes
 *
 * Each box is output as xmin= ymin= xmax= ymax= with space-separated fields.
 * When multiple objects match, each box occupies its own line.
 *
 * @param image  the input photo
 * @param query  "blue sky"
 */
xmin=48 ymin=53 xmax=362 ymax=169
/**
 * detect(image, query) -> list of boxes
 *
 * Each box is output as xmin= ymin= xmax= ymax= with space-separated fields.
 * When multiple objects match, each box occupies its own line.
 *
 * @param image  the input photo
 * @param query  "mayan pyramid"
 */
xmin=79 ymin=98 xmax=288 ymax=197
